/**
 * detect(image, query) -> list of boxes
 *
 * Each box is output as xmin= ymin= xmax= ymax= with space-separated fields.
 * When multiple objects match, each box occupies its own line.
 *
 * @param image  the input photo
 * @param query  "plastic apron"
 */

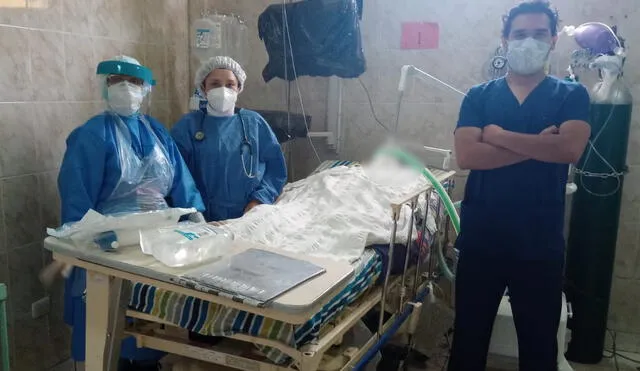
xmin=65 ymin=113 xmax=174 ymax=361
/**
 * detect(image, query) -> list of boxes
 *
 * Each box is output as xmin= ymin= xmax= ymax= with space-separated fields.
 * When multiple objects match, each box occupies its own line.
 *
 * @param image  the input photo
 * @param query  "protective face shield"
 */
xmin=206 ymin=87 xmax=238 ymax=116
xmin=506 ymin=37 xmax=552 ymax=75
xmin=96 ymin=55 xmax=155 ymax=116
xmin=106 ymin=81 xmax=145 ymax=116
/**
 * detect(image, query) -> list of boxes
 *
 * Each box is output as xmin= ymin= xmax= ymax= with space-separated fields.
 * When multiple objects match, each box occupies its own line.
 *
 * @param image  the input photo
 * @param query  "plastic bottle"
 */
xmin=94 ymin=231 xmax=119 ymax=252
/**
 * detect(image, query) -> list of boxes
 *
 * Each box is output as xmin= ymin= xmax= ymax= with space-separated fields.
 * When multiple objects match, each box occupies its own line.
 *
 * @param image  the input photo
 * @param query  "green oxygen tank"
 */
xmin=565 ymin=70 xmax=633 ymax=364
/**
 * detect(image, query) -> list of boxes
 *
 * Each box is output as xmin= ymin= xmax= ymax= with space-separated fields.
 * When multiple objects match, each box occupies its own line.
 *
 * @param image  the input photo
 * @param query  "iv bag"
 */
xmin=192 ymin=17 xmax=223 ymax=59
xmin=191 ymin=13 xmax=250 ymax=67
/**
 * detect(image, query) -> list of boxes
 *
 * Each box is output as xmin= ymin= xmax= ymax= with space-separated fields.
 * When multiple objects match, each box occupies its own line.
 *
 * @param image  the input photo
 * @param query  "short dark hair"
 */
xmin=502 ymin=1 xmax=560 ymax=38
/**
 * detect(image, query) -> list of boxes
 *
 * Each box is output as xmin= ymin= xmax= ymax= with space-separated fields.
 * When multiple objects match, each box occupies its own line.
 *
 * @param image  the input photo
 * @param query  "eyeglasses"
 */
xmin=106 ymin=74 xmax=145 ymax=86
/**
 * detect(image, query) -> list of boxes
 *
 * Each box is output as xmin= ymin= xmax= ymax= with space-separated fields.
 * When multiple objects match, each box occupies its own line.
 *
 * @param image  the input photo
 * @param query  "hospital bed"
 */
xmin=45 ymin=157 xmax=456 ymax=371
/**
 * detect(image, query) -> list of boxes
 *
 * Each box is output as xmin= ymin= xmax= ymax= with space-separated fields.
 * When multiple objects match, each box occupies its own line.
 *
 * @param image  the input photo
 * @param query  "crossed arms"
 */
xmin=455 ymin=121 xmax=591 ymax=170
xmin=454 ymin=86 xmax=591 ymax=170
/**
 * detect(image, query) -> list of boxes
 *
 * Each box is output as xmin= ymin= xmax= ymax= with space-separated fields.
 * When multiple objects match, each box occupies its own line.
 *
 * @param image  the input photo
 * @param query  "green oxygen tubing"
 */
xmin=376 ymin=148 xmax=460 ymax=281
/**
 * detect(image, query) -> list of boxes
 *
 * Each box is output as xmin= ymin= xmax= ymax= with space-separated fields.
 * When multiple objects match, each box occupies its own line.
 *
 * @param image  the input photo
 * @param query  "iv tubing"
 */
xmin=376 ymin=148 xmax=460 ymax=281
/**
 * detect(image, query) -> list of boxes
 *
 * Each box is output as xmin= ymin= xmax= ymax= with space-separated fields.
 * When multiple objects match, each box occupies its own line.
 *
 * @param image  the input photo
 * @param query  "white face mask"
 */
xmin=506 ymin=37 xmax=552 ymax=75
xmin=206 ymin=87 xmax=238 ymax=116
xmin=107 ymin=82 xmax=145 ymax=116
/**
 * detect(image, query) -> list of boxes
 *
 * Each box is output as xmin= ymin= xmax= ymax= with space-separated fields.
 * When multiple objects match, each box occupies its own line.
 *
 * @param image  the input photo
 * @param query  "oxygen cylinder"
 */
xmin=565 ymin=70 xmax=633 ymax=363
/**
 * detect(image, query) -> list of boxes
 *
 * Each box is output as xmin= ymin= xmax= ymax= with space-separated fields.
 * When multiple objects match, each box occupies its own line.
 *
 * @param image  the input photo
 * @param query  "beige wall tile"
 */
xmin=167 ymin=101 xmax=183 ymax=129
xmin=619 ymin=197 xmax=640 ymax=226
xmin=7 ymin=243 xmax=45 ymax=320
xmin=120 ymin=0 xmax=144 ymax=42
xmin=166 ymin=0 xmax=188 ymax=46
xmin=167 ymin=43 xmax=190 ymax=106
xmin=0 ymin=27 xmax=32 ymax=102
xmin=94 ymin=39 xmax=122 ymax=65
xmin=63 ymin=34 xmax=95 ymax=101
xmin=67 ymin=102 xmax=103 ymax=129
xmin=27 ymin=0 xmax=63 ymax=31
xmin=119 ymin=42 xmax=147 ymax=65
xmin=146 ymin=44 xmax=168 ymax=100
xmin=2 ymin=175 xmax=42 ymax=250
xmin=30 ymin=31 xmax=65 ymax=102
xmin=142 ymin=0 xmax=167 ymax=44
xmin=47 ymin=278 xmax=72 ymax=363
xmin=62 ymin=0 xmax=94 ymax=35
xmin=0 ymin=1 xmax=28 ymax=26
xmin=604 ymin=330 xmax=640 ymax=354
xmin=92 ymin=0 xmax=122 ymax=39
xmin=614 ymin=223 xmax=640 ymax=279
xmin=609 ymin=277 xmax=640 ymax=333
xmin=150 ymin=99 xmax=171 ymax=128
xmin=188 ymin=0 xmax=205 ymax=21
xmin=39 ymin=171 xmax=61 ymax=231
xmin=11 ymin=314 xmax=56 ymax=370
xmin=627 ymin=123 xmax=640 ymax=167
xmin=0 ymin=104 xmax=38 ymax=177
xmin=33 ymin=103 xmax=72 ymax=172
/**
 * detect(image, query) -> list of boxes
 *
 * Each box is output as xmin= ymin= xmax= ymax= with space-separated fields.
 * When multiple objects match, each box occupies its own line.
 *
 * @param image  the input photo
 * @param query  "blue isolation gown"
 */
xmin=171 ymin=109 xmax=287 ymax=222
xmin=58 ymin=112 xmax=205 ymax=362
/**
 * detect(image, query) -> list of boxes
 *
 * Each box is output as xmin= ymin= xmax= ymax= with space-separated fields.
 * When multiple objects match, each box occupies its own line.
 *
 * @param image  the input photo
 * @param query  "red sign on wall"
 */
xmin=401 ymin=22 xmax=440 ymax=50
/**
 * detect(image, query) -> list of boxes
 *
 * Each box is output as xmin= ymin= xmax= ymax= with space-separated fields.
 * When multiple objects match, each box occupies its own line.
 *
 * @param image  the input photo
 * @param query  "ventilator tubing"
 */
xmin=376 ymin=148 xmax=460 ymax=281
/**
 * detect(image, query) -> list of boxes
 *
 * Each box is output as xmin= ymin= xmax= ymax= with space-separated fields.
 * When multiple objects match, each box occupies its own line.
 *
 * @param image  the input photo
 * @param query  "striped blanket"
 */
xmin=129 ymin=249 xmax=382 ymax=365
xmin=311 ymin=160 xmax=359 ymax=173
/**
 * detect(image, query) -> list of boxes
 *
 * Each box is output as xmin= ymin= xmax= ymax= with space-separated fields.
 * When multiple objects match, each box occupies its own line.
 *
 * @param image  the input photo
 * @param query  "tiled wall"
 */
xmin=0 ymin=0 xmax=189 ymax=369
xmin=341 ymin=0 xmax=640 ymax=351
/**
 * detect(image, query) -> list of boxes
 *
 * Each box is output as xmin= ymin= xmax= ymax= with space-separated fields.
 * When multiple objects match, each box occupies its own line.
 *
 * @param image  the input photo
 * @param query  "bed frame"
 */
xmin=125 ymin=161 xmax=455 ymax=371
xmin=48 ymin=156 xmax=456 ymax=371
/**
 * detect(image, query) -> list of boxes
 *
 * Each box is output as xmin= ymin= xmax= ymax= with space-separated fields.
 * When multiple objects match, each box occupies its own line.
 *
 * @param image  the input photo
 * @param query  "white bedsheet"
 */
xmin=224 ymin=165 xmax=428 ymax=262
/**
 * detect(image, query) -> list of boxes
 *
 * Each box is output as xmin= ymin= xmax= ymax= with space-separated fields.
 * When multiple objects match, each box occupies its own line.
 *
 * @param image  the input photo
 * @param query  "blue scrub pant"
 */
xmin=447 ymin=247 xmax=564 ymax=371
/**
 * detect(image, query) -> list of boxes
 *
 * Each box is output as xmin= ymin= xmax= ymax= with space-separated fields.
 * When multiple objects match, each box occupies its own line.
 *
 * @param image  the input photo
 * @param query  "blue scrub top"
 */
xmin=171 ymin=109 xmax=287 ymax=222
xmin=456 ymin=76 xmax=590 ymax=260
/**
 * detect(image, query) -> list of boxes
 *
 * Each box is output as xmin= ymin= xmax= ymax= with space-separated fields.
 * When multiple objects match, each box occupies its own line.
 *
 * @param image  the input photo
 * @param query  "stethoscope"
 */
xmin=194 ymin=110 xmax=256 ymax=178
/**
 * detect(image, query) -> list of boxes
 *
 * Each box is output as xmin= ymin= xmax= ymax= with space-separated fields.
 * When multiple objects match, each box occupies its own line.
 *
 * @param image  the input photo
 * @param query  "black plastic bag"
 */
xmin=258 ymin=0 xmax=367 ymax=83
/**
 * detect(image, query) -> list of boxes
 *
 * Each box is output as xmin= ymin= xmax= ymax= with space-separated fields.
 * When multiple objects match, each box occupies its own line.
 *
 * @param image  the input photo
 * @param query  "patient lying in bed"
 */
xmin=219 ymin=163 xmax=430 ymax=262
